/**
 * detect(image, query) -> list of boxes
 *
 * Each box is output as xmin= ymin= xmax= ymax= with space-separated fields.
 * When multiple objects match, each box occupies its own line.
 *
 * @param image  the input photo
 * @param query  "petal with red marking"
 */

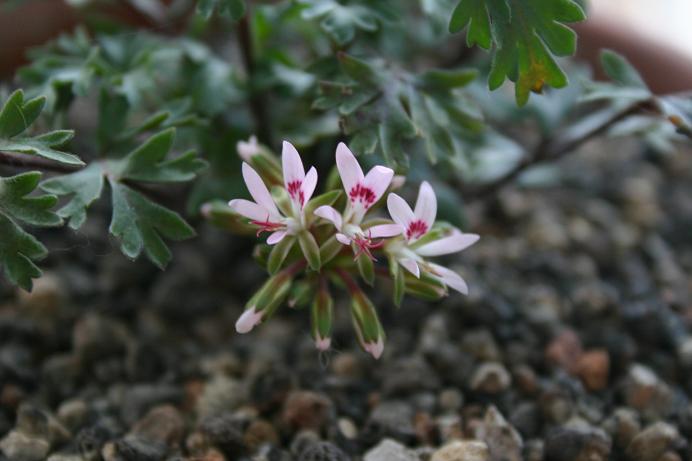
xmin=386 ymin=193 xmax=415 ymax=229
xmin=363 ymin=165 xmax=394 ymax=205
xmin=301 ymin=166 xmax=318 ymax=205
xmin=282 ymin=140 xmax=305 ymax=186
xmin=414 ymin=181 xmax=437 ymax=229
xmin=336 ymin=142 xmax=364 ymax=194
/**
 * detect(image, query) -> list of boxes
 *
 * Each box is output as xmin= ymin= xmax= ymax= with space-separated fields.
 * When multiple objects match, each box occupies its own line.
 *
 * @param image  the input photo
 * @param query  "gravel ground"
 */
xmin=1 ymin=140 xmax=692 ymax=460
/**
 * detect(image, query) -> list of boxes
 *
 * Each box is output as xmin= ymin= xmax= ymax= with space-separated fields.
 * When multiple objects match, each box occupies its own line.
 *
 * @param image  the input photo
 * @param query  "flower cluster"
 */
xmin=224 ymin=139 xmax=479 ymax=359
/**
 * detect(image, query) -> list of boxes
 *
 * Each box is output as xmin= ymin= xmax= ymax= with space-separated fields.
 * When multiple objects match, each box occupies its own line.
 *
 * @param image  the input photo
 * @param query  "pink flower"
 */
xmin=386 ymin=181 xmax=479 ymax=294
xmin=229 ymin=141 xmax=317 ymax=245
xmin=315 ymin=143 xmax=401 ymax=258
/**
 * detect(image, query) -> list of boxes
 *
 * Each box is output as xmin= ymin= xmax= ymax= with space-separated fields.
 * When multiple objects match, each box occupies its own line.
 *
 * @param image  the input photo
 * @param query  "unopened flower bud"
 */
xmin=404 ymin=272 xmax=447 ymax=301
xmin=235 ymin=267 xmax=296 ymax=334
xmin=311 ymin=280 xmax=333 ymax=351
xmin=350 ymin=289 xmax=385 ymax=359
xmin=236 ymin=135 xmax=283 ymax=186
xmin=237 ymin=135 xmax=260 ymax=161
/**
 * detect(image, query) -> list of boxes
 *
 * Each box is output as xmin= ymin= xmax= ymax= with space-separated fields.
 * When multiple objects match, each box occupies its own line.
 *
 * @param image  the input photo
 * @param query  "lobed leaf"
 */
xmin=0 ymin=172 xmax=62 ymax=291
xmin=449 ymin=0 xmax=586 ymax=105
xmin=0 ymin=90 xmax=82 ymax=165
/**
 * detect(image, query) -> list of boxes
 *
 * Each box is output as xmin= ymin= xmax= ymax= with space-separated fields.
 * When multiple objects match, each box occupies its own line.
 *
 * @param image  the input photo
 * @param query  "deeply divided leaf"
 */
xmin=0 ymin=90 xmax=82 ymax=165
xmin=0 ymin=172 xmax=61 ymax=291
xmin=449 ymin=0 xmax=586 ymax=105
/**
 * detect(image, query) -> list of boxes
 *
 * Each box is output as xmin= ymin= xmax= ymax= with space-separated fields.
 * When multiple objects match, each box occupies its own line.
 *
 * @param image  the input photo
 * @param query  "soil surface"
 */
xmin=1 ymin=139 xmax=692 ymax=460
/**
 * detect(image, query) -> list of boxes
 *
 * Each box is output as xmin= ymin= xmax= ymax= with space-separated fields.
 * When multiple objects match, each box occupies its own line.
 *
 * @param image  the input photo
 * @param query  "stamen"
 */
xmin=352 ymin=231 xmax=385 ymax=261
xmin=250 ymin=217 xmax=284 ymax=236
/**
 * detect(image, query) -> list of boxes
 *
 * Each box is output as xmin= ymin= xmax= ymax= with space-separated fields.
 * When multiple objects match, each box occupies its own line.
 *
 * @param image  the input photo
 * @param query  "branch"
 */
xmin=467 ymin=98 xmax=662 ymax=199
xmin=237 ymin=12 xmax=272 ymax=145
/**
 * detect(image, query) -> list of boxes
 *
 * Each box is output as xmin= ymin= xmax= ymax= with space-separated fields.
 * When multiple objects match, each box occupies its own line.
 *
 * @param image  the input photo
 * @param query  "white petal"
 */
xmin=336 ymin=233 xmax=351 ymax=245
xmin=242 ymin=162 xmax=280 ymax=218
xmin=414 ymin=181 xmax=437 ymax=229
xmin=314 ymin=205 xmax=342 ymax=230
xmin=364 ymin=338 xmax=384 ymax=359
xmin=416 ymin=230 xmax=480 ymax=257
xmin=267 ymin=230 xmax=287 ymax=245
xmin=315 ymin=336 xmax=331 ymax=351
xmin=429 ymin=263 xmax=468 ymax=295
xmin=282 ymin=140 xmax=305 ymax=186
xmin=228 ymin=199 xmax=270 ymax=222
xmin=235 ymin=306 xmax=263 ymax=333
xmin=367 ymin=223 xmax=404 ymax=239
xmin=399 ymin=258 xmax=420 ymax=278
xmin=386 ymin=193 xmax=415 ymax=229
xmin=336 ymin=142 xmax=364 ymax=194
xmin=301 ymin=166 xmax=318 ymax=205
xmin=362 ymin=165 xmax=394 ymax=205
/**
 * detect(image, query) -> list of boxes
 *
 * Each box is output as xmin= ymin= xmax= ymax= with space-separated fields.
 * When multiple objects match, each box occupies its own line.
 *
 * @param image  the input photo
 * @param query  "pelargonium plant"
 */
xmin=1 ymin=0 xmax=690 ymax=359
xmin=227 ymin=139 xmax=479 ymax=358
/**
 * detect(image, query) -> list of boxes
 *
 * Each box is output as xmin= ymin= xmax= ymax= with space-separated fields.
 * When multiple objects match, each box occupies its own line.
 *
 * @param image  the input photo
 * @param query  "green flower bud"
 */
xmin=311 ymin=280 xmax=333 ymax=351
xmin=350 ymin=288 xmax=385 ymax=359
xmin=404 ymin=271 xmax=447 ymax=301
xmin=288 ymin=279 xmax=314 ymax=308
xmin=235 ymin=265 xmax=297 ymax=333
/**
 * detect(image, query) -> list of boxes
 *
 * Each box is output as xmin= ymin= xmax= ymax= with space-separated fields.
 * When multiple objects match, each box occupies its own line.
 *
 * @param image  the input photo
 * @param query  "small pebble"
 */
xmin=469 ymin=362 xmax=511 ymax=394
xmin=431 ymin=440 xmax=489 ymax=461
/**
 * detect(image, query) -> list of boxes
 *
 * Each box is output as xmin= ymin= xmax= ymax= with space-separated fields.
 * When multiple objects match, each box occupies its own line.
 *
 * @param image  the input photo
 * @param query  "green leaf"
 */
xmin=0 ymin=213 xmax=47 ymax=291
xmin=449 ymin=0 xmax=586 ymax=105
xmin=0 ymin=172 xmax=61 ymax=291
xmin=197 ymin=0 xmax=246 ymax=20
xmin=41 ymin=163 xmax=105 ymax=230
xmin=600 ymin=49 xmax=647 ymax=88
xmin=0 ymin=90 xmax=82 ymax=165
xmin=0 ymin=172 xmax=61 ymax=227
xmin=118 ymin=129 xmax=208 ymax=183
xmin=109 ymin=182 xmax=195 ymax=269
xmin=299 ymin=0 xmax=397 ymax=45
xmin=449 ymin=0 xmax=494 ymax=48
xmin=40 ymin=131 xmax=205 ymax=267
xmin=417 ymin=68 xmax=478 ymax=91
